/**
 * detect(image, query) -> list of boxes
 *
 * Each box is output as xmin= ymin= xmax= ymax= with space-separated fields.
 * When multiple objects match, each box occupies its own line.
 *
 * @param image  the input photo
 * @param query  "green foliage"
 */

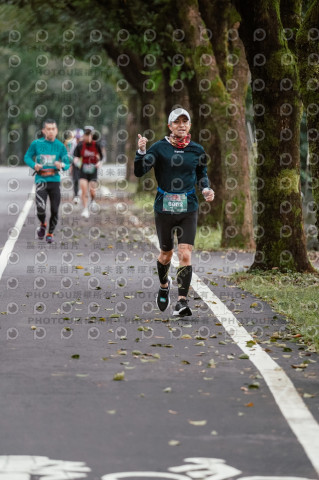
xmin=0 ymin=3 xmax=121 ymax=163
xmin=194 ymin=225 xmax=222 ymax=250
xmin=233 ymin=270 xmax=319 ymax=351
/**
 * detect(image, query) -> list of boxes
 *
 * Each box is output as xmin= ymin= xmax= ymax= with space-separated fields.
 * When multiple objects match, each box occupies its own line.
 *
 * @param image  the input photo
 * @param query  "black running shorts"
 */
xmin=80 ymin=171 xmax=98 ymax=182
xmin=154 ymin=211 xmax=198 ymax=251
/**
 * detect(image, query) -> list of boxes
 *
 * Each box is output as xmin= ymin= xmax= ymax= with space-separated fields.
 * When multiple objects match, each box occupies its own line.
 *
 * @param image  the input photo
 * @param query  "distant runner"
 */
xmin=24 ymin=119 xmax=70 ymax=243
xmin=69 ymin=128 xmax=84 ymax=205
xmin=73 ymin=125 xmax=103 ymax=218
xmin=134 ymin=108 xmax=215 ymax=317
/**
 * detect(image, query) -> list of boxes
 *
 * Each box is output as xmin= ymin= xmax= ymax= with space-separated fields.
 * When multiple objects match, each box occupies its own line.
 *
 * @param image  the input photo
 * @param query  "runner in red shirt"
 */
xmin=73 ymin=125 xmax=103 ymax=218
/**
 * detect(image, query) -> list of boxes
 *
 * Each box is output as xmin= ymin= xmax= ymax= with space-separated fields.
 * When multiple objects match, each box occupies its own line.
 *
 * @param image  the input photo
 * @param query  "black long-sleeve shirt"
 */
xmin=134 ymin=138 xmax=210 ymax=213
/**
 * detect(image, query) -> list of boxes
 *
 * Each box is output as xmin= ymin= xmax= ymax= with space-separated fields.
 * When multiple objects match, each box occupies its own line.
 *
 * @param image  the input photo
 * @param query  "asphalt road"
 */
xmin=0 ymin=166 xmax=318 ymax=480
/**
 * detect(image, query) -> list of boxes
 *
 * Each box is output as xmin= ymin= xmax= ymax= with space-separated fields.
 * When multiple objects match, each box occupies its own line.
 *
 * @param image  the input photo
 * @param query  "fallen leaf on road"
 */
xmin=132 ymin=350 xmax=143 ymax=356
xmin=240 ymin=386 xmax=249 ymax=393
xmin=245 ymin=402 xmax=254 ymax=407
xmin=248 ymin=382 xmax=260 ymax=389
xmin=207 ymin=359 xmax=216 ymax=368
xmin=113 ymin=371 xmax=125 ymax=381
xmin=291 ymin=363 xmax=308 ymax=369
xmin=239 ymin=354 xmax=250 ymax=359
xmin=188 ymin=420 xmax=207 ymax=426
xmin=168 ymin=440 xmax=180 ymax=446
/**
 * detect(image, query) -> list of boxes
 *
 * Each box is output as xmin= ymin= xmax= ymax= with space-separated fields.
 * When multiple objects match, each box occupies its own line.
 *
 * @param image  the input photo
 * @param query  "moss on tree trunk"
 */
xmin=236 ymin=0 xmax=315 ymax=272
xmin=296 ymin=0 xmax=319 ymax=243
xmin=178 ymin=0 xmax=255 ymax=249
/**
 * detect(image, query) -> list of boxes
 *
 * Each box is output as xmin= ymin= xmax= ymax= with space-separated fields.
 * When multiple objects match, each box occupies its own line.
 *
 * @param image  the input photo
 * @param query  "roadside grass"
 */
xmin=194 ymin=225 xmax=222 ymax=250
xmin=232 ymin=270 xmax=319 ymax=351
xmin=133 ymin=191 xmax=154 ymax=210
xmin=98 ymin=179 xmax=137 ymax=194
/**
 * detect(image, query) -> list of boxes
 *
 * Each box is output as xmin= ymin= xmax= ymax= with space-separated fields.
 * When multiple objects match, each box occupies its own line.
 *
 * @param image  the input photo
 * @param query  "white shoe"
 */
xmin=81 ymin=207 xmax=89 ymax=218
xmin=89 ymin=200 xmax=100 ymax=214
xmin=73 ymin=196 xmax=80 ymax=205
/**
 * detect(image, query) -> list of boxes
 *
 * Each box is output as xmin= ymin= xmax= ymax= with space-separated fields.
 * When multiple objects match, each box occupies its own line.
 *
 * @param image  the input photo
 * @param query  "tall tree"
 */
xmin=177 ymin=0 xmax=255 ymax=248
xmin=236 ymin=0 xmax=315 ymax=272
xmin=296 ymin=0 xmax=319 ymax=243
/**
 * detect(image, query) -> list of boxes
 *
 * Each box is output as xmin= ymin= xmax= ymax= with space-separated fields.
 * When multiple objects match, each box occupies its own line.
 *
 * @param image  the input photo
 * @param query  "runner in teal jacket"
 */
xmin=24 ymin=119 xmax=70 ymax=243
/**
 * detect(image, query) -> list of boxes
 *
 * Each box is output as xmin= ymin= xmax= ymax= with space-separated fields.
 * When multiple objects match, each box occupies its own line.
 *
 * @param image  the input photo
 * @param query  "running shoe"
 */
xmin=81 ymin=207 xmax=90 ymax=218
xmin=89 ymin=200 xmax=100 ymax=214
xmin=37 ymin=222 xmax=47 ymax=240
xmin=73 ymin=196 xmax=80 ymax=205
xmin=156 ymin=276 xmax=172 ymax=312
xmin=46 ymin=233 xmax=53 ymax=244
xmin=173 ymin=298 xmax=192 ymax=317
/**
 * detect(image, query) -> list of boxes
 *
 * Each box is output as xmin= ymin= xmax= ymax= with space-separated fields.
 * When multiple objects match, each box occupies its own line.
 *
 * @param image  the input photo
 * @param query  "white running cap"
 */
xmin=84 ymin=125 xmax=95 ymax=133
xmin=168 ymin=108 xmax=191 ymax=125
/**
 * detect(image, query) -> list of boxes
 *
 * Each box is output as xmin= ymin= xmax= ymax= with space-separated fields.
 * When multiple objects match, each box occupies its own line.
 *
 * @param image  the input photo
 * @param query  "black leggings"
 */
xmin=72 ymin=165 xmax=81 ymax=196
xmin=36 ymin=182 xmax=61 ymax=234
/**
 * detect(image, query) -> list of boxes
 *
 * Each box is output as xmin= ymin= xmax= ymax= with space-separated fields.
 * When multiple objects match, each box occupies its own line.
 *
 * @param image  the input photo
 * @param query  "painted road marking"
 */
xmin=101 ymin=456 xmax=315 ymax=480
xmin=0 ymin=455 xmax=90 ymax=479
xmin=0 ymin=456 xmax=315 ymax=480
xmin=0 ymin=186 xmax=35 ymax=282
xmin=145 ymin=232 xmax=319 ymax=476
xmin=102 ymin=457 xmax=241 ymax=479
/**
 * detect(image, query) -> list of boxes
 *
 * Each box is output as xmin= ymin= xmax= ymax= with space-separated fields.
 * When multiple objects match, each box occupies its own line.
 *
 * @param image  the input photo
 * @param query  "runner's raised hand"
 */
xmin=137 ymin=134 xmax=148 ymax=153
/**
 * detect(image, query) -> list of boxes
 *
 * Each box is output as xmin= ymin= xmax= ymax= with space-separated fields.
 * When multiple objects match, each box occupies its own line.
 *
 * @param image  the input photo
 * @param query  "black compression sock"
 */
xmin=177 ymin=265 xmax=192 ymax=297
xmin=157 ymin=260 xmax=171 ymax=285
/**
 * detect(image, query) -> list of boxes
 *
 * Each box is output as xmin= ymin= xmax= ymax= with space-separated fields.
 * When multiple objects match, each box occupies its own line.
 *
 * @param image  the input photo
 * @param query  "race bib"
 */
xmin=40 ymin=154 xmax=56 ymax=166
xmin=82 ymin=163 xmax=96 ymax=174
xmin=162 ymin=193 xmax=187 ymax=213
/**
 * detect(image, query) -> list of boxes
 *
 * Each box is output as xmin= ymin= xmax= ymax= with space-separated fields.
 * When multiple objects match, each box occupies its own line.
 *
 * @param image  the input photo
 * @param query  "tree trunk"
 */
xmin=162 ymin=68 xmax=191 ymax=120
xmin=296 ymin=0 xmax=319 ymax=243
xmin=125 ymin=93 xmax=139 ymax=182
xmin=179 ymin=0 xmax=255 ymax=249
xmin=236 ymin=0 xmax=315 ymax=272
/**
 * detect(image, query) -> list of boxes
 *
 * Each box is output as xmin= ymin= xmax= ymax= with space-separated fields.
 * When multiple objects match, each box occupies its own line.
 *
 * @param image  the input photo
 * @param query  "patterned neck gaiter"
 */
xmin=169 ymin=133 xmax=191 ymax=149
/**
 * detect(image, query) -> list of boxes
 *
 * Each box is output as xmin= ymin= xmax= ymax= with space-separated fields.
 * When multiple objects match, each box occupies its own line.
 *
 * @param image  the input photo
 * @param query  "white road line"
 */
xmin=0 ymin=186 xmax=35 ymax=281
xmin=146 ymin=233 xmax=319 ymax=476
